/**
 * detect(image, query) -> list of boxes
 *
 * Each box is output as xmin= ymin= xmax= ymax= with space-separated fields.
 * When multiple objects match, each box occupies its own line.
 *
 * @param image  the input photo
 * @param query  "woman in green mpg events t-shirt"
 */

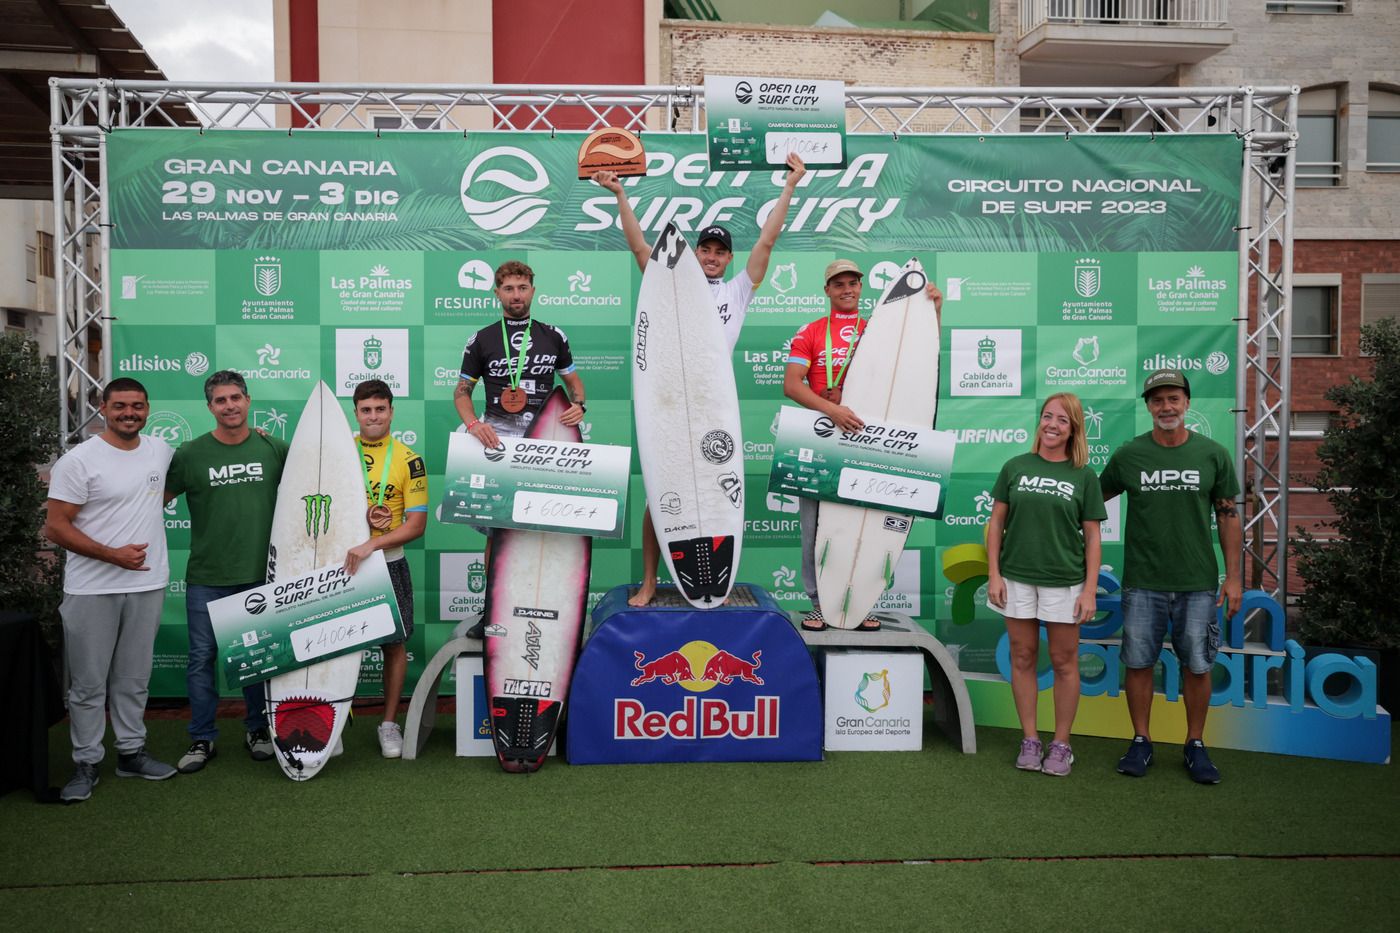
xmin=986 ymin=392 xmax=1106 ymax=777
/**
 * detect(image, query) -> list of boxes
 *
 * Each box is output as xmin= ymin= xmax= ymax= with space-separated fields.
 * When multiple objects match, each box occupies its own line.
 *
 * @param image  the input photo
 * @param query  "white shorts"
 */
xmin=989 ymin=577 xmax=1084 ymax=624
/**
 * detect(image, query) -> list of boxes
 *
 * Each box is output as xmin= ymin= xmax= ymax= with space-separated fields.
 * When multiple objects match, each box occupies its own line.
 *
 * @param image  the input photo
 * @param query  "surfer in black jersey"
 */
xmin=597 ymin=154 xmax=807 ymax=607
xmin=453 ymin=260 xmax=588 ymax=636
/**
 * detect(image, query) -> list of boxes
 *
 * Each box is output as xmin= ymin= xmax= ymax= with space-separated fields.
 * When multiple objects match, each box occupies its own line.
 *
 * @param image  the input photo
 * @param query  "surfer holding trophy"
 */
xmin=782 ymin=260 xmax=944 ymax=632
xmin=454 ymin=260 xmax=588 ymax=634
xmin=985 ymin=393 xmax=1106 ymax=777
xmin=46 ymin=378 xmax=179 ymax=802
xmin=166 ymin=371 xmax=290 ymax=774
xmin=342 ymin=379 xmax=428 ymax=759
xmin=596 ymin=152 xmax=807 ymax=607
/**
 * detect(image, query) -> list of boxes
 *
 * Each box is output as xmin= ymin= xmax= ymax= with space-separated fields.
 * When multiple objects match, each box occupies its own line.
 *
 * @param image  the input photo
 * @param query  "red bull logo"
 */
xmin=619 ymin=640 xmax=776 ymax=740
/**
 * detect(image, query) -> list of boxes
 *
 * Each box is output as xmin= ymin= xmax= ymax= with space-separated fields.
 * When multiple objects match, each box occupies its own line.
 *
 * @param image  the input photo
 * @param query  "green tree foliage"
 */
xmin=0 ymin=333 xmax=61 ymax=619
xmin=1295 ymin=318 xmax=1400 ymax=649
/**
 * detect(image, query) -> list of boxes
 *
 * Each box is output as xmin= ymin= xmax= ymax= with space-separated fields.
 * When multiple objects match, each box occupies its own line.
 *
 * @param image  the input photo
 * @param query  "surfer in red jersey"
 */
xmin=597 ymin=153 xmax=806 ymax=607
xmin=783 ymin=261 xmax=943 ymax=632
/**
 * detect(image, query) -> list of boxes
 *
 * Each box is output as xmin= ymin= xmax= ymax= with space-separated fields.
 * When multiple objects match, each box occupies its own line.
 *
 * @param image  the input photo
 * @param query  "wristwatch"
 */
xmin=575 ymin=400 xmax=587 ymax=412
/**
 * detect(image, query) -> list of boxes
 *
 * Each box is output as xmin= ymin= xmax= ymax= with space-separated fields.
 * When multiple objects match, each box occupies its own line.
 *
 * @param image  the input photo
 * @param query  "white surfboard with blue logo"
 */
xmin=815 ymin=259 xmax=940 ymax=629
xmin=633 ymin=223 xmax=745 ymax=608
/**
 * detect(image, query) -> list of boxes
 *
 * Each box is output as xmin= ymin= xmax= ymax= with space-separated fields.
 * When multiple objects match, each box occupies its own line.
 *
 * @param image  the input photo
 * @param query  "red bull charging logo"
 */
xmin=619 ymin=640 xmax=778 ymax=740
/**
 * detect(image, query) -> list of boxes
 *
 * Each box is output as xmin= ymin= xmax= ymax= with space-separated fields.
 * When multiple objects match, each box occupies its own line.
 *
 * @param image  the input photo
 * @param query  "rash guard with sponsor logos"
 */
xmin=459 ymin=316 xmax=575 ymax=432
xmin=166 ymin=431 xmax=290 ymax=586
xmin=354 ymin=434 xmax=428 ymax=561
xmin=992 ymin=452 xmax=1106 ymax=588
xmin=786 ymin=310 xmax=867 ymax=397
xmin=1099 ymin=430 xmax=1240 ymax=592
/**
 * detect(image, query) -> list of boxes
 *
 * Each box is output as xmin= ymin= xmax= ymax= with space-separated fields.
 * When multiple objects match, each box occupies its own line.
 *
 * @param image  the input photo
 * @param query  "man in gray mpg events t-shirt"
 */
xmin=596 ymin=153 xmax=807 ymax=606
xmin=44 ymin=378 xmax=179 ymax=802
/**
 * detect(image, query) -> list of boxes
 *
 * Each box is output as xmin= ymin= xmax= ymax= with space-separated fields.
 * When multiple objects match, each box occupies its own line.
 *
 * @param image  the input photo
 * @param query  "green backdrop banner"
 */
xmin=106 ymin=129 xmax=1242 ymax=694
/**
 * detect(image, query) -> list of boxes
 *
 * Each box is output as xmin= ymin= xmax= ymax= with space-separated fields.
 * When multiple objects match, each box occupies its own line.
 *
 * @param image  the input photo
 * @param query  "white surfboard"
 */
xmin=633 ymin=222 xmax=745 ymax=608
xmin=484 ymin=388 xmax=591 ymax=773
xmin=816 ymin=259 xmax=940 ymax=629
xmin=264 ymin=381 xmax=369 ymax=781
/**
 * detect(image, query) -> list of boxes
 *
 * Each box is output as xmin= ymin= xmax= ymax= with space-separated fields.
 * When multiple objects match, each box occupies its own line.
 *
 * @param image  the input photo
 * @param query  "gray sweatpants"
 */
xmin=800 ymin=496 xmax=820 ymax=608
xmin=60 ymin=589 xmax=164 ymax=764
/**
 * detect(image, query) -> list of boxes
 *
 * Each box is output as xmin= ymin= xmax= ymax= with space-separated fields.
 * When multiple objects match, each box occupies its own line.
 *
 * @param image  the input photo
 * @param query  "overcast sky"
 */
xmin=109 ymin=0 xmax=272 ymax=83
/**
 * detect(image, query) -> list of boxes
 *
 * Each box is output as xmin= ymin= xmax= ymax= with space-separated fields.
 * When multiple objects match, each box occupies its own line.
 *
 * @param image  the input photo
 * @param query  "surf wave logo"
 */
xmin=1205 ymin=351 xmax=1230 ymax=375
xmin=700 ymin=430 xmax=735 ymax=464
xmin=735 ymin=81 xmax=754 ymax=105
xmin=184 ymin=352 xmax=210 ymax=376
xmin=460 ymin=147 xmax=550 ymax=236
xmin=243 ymin=592 xmax=267 ymax=615
xmin=812 ymin=416 xmax=835 ymax=439
xmin=854 ymin=669 xmax=892 ymax=713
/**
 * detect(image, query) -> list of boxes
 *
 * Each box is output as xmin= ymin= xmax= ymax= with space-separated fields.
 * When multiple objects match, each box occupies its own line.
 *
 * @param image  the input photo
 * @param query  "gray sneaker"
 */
xmin=60 ymin=762 xmax=99 ymax=803
xmin=246 ymin=728 xmax=274 ymax=761
xmin=177 ymin=739 xmax=216 ymax=774
xmin=1015 ymin=737 xmax=1043 ymax=771
xmin=116 ymin=748 xmax=177 ymax=781
xmin=1041 ymin=741 xmax=1074 ymax=777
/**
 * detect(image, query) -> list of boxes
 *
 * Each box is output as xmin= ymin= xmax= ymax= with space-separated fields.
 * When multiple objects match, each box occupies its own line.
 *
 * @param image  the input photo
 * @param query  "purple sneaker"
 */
xmin=1042 ymin=741 xmax=1074 ymax=777
xmin=1015 ymin=737 xmax=1043 ymax=771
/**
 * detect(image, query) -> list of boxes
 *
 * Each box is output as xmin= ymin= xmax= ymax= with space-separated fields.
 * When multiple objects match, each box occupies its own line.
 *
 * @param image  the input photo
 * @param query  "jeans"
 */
xmin=186 ymin=582 xmax=268 ymax=741
xmin=1121 ymin=587 xmax=1220 ymax=674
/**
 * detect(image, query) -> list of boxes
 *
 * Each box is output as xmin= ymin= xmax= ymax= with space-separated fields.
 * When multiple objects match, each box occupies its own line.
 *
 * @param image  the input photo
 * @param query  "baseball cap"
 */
xmin=1142 ymin=368 xmax=1191 ymax=398
xmin=824 ymin=259 xmax=863 ymax=284
xmin=696 ymin=224 xmax=733 ymax=251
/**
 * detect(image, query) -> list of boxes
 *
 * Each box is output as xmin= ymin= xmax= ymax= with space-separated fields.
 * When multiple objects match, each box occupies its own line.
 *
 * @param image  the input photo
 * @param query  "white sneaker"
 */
xmin=377 ymin=721 xmax=404 ymax=758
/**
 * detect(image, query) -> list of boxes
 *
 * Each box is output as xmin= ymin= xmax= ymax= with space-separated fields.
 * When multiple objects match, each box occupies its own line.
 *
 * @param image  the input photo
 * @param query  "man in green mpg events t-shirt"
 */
xmin=1100 ymin=368 xmax=1242 ymax=785
xmin=165 ymin=371 xmax=289 ymax=774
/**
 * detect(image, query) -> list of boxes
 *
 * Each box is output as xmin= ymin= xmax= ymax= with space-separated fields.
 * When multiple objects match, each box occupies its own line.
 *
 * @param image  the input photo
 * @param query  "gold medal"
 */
xmin=367 ymin=504 xmax=393 ymax=530
xmin=500 ymin=387 xmax=527 ymax=413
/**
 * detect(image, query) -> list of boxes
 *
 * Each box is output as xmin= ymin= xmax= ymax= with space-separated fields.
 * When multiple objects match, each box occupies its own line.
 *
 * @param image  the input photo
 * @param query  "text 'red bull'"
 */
xmin=615 ymin=695 xmax=780 ymax=740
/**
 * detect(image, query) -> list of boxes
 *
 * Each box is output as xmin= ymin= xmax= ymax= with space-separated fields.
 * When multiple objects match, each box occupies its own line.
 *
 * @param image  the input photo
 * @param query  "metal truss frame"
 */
xmin=49 ymin=80 xmax=1298 ymax=599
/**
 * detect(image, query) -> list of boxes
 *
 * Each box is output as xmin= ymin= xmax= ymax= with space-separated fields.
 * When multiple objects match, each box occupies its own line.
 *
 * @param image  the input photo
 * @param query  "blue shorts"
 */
xmin=1121 ymin=587 xmax=1219 ymax=675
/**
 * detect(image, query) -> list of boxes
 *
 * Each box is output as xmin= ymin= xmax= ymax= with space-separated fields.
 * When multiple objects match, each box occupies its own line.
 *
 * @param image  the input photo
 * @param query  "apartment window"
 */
xmin=1367 ymin=88 xmax=1400 ymax=173
xmin=1297 ymin=87 xmax=1343 ymax=187
xmin=1019 ymin=106 xmax=1124 ymax=134
xmin=1266 ymin=1 xmax=1347 ymax=12
xmin=36 ymin=231 xmax=54 ymax=279
xmin=25 ymin=245 xmax=36 ymax=283
xmin=1290 ymin=412 xmax=1334 ymax=438
xmin=1268 ymin=275 xmax=1340 ymax=355
xmin=372 ymin=115 xmax=439 ymax=130
xmin=1361 ymin=275 xmax=1400 ymax=327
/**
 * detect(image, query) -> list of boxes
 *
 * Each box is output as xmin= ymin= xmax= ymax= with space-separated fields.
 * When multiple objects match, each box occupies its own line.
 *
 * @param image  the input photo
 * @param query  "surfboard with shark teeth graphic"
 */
xmin=264 ymin=381 xmax=369 ymax=781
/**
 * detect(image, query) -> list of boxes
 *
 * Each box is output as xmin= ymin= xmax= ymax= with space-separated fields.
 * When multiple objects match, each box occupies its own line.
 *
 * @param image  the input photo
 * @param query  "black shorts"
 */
xmin=383 ymin=556 xmax=414 ymax=646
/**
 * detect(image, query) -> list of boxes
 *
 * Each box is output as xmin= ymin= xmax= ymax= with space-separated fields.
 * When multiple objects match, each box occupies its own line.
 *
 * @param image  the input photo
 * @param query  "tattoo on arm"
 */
xmin=454 ymin=380 xmax=471 ymax=399
xmin=1214 ymin=499 xmax=1238 ymax=519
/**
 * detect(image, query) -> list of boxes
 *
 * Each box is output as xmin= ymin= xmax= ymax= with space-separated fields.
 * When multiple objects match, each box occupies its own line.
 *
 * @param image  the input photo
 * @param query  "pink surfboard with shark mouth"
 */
xmin=483 ymin=387 xmax=593 ymax=773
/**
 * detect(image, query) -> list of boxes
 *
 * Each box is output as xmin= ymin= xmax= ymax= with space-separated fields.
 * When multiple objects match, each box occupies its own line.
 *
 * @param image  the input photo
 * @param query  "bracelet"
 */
xmin=466 ymin=419 xmax=479 ymax=430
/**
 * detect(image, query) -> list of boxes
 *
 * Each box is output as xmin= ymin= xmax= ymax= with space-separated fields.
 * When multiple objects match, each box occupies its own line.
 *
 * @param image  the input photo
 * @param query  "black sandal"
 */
xmin=801 ymin=609 xmax=827 ymax=632
xmin=857 ymin=616 xmax=881 ymax=632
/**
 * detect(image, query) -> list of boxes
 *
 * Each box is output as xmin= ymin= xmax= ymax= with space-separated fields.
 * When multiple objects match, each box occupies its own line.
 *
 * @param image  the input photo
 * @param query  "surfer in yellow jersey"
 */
xmin=342 ymin=380 xmax=427 ymax=759
xmin=596 ymin=153 xmax=807 ymax=607
xmin=783 ymin=260 xmax=943 ymax=631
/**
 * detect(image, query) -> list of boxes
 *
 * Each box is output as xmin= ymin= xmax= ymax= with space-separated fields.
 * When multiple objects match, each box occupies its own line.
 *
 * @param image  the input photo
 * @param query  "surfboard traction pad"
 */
xmin=628 ymin=583 xmax=762 ymax=609
xmin=667 ymin=534 xmax=735 ymax=605
xmin=490 ymin=696 xmax=561 ymax=773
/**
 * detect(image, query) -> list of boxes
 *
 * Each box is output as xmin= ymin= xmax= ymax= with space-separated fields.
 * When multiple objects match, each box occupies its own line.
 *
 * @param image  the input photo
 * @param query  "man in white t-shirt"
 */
xmin=596 ymin=153 xmax=807 ymax=605
xmin=44 ymin=378 xmax=177 ymax=802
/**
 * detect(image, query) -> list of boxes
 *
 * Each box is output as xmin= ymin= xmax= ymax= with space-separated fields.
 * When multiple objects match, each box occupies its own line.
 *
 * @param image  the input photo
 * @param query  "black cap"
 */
xmin=697 ymin=224 xmax=733 ymax=251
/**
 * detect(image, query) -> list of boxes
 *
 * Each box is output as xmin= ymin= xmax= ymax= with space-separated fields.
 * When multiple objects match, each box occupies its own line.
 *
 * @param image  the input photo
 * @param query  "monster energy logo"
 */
xmin=302 ymin=494 xmax=332 ymax=536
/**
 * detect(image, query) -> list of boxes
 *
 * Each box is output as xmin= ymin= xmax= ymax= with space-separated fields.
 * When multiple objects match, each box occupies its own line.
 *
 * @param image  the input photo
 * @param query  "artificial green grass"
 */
xmin=3 ymin=859 xmax=1397 ymax=931
xmin=2 ymin=714 xmax=1396 ymax=929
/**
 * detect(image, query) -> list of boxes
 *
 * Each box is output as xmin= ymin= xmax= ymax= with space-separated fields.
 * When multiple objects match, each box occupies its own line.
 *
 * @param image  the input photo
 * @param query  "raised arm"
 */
xmin=595 ymin=171 xmax=650 ymax=272
xmin=746 ymin=153 xmax=807 ymax=287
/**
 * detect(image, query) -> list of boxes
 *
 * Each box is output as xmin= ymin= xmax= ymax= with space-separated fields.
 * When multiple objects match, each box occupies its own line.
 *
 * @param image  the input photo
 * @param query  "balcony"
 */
xmin=1019 ymin=0 xmax=1234 ymax=86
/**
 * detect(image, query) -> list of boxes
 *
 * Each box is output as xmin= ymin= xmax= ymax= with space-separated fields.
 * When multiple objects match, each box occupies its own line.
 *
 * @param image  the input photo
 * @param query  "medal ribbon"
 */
xmin=357 ymin=436 xmax=394 ymax=507
xmin=500 ymin=319 xmax=531 ymax=393
xmin=824 ymin=313 xmax=861 ymax=392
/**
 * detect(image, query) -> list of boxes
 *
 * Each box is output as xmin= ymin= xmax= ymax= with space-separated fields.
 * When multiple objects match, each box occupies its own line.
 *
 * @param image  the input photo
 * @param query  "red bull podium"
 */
xmin=567 ymin=585 xmax=824 ymax=764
